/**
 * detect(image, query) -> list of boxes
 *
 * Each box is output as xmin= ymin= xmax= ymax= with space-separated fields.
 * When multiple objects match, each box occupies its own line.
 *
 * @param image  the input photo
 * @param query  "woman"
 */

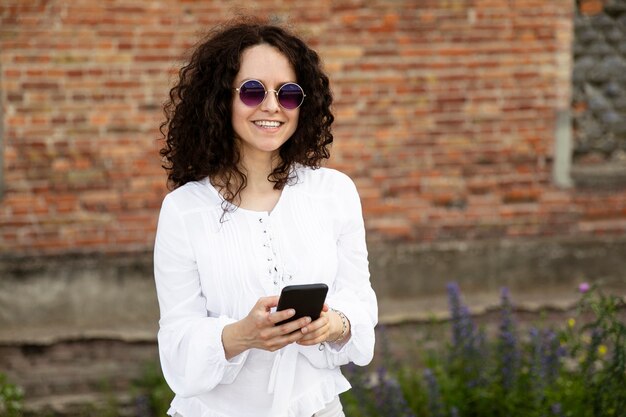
xmin=154 ymin=18 xmax=377 ymax=417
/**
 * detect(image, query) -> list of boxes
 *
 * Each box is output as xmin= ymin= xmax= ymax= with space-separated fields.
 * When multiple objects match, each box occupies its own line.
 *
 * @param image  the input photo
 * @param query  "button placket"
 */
xmin=259 ymin=216 xmax=279 ymax=287
xmin=260 ymin=215 xmax=294 ymax=288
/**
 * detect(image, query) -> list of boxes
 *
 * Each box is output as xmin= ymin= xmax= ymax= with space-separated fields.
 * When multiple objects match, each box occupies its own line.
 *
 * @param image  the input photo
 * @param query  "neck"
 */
xmin=236 ymin=150 xmax=285 ymax=212
xmin=240 ymin=150 xmax=279 ymax=192
xmin=211 ymin=148 xmax=286 ymax=212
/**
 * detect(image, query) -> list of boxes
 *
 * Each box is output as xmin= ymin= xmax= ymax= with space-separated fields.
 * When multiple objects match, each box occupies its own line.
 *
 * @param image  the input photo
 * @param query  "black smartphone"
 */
xmin=275 ymin=283 xmax=328 ymax=326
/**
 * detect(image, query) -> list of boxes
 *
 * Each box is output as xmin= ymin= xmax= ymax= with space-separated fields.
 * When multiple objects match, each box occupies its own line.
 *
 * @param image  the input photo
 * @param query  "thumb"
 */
xmin=258 ymin=295 xmax=280 ymax=311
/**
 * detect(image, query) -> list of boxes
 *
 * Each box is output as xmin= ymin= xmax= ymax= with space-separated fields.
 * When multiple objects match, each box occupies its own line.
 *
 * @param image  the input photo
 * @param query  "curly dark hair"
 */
xmin=159 ymin=17 xmax=334 ymax=206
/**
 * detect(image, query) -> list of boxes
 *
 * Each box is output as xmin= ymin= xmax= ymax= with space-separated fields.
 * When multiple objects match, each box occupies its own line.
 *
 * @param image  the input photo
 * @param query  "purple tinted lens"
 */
xmin=239 ymin=80 xmax=266 ymax=106
xmin=278 ymin=83 xmax=304 ymax=109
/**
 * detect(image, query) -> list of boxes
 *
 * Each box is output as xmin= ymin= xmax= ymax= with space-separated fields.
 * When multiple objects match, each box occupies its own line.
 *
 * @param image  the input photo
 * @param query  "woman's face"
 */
xmin=231 ymin=44 xmax=300 ymax=162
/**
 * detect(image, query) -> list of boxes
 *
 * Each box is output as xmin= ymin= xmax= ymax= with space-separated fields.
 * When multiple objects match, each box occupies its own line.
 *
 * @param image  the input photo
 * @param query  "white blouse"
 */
xmin=153 ymin=166 xmax=378 ymax=417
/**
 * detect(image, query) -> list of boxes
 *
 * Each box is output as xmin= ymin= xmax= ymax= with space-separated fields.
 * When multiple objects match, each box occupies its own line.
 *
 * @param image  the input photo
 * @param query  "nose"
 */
xmin=261 ymin=89 xmax=280 ymax=112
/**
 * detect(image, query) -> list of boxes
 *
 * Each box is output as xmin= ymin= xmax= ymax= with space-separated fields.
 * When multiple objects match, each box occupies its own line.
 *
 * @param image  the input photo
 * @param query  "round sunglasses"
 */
xmin=234 ymin=79 xmax=306 ymax=110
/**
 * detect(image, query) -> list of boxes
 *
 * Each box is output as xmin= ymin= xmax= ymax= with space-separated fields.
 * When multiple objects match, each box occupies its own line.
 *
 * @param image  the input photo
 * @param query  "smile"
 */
xmin=253 ymin=120 xmax=283 ymax=129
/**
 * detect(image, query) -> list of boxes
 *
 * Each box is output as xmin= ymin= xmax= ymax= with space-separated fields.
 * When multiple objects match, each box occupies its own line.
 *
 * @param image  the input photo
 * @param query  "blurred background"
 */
xmin=1 ymin=0 xmax=626 ymax=414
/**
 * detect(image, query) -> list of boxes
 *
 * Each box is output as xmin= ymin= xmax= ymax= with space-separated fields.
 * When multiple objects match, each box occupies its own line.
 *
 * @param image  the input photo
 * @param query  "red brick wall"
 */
xmin=1 ymin=0 xmax=623 ymax=255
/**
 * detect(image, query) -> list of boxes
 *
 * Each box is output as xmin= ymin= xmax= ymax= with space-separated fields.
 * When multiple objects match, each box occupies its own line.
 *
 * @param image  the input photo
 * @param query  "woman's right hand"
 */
xmin=221 ymin=296 xmax=312 ymax=359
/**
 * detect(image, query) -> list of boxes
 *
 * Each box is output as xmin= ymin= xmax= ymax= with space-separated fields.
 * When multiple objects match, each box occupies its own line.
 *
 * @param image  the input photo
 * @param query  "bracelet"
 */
xmin=330 ymin=308 xmax=349 ymax=344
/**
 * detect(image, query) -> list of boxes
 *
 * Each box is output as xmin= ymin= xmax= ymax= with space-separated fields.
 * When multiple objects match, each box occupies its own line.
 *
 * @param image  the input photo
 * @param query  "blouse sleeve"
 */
xmin=153 ymin=194 xmax=249 ymax=398
xmin=323 ymin=173 xmax=378 ymax=367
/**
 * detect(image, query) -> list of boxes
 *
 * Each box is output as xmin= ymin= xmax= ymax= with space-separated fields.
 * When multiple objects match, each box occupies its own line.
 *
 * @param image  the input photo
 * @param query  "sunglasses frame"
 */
xmin=234 ymin=79 xmax=306 ymax=110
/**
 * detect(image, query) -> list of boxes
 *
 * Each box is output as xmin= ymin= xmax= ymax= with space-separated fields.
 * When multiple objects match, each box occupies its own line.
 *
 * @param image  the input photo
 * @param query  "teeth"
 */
xmin=254 ymin=120 xmax=281 ymax=128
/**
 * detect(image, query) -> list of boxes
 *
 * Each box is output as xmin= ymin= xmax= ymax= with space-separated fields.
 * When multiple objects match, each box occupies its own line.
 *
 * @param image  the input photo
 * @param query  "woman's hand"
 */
xmin=296 ymin=304 xmax=346 ymax=346
xmin=222 ymin=296 xmax=312 ymax=359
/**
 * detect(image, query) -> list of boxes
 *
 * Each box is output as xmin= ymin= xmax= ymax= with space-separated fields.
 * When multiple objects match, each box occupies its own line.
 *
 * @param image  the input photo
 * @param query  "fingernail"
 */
xmin=289 ymin=309 xmax=295 ymax=315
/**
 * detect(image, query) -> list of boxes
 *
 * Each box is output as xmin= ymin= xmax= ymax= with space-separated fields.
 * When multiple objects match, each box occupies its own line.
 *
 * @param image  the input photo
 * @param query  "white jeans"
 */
xmin=172 ymin=396 xmax=344 ymax=417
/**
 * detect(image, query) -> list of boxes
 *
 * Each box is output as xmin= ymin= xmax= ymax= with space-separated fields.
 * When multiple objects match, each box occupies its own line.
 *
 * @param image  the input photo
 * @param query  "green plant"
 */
xmin=555 ymin=283 xmax=626 ymax=416
xmin=341 ymin=282 xmax=626 ymax=417
xmin=0 ymin=373 xmax=23 ymax=417
xmin=132 ymin=362 xmax=175 ymax=417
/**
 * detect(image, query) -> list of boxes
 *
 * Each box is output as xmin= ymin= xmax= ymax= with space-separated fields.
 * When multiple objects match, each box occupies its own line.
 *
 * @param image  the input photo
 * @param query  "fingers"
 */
xmin=275 ymin=316 xmax=312 ymax=334
xmin=268 ymin=308 xmax=296 ymax=325
xmin=297 ymin=331 xmax=328 ymax=345
xmin=297 ymin=315 xmax=330 ymax=345
xmin=255 ymin=331 xmax=304 ymax=352
xmin=256 ymin=316 xmax=311 ymax=351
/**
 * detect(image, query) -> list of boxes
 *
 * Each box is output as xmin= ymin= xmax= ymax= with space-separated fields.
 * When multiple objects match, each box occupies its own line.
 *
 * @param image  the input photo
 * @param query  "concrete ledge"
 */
xmin=1 ymin=236 xmax=626 ymax=344
xmin=368 ymin=236 xmax=626 ymax=300
xmin=0 ymin=252 xmax=158 ymax=344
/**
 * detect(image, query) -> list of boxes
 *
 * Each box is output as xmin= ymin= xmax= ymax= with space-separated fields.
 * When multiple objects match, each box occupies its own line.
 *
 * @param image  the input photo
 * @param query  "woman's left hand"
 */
xmin=296 ymin=304 xmax=341 ymax=346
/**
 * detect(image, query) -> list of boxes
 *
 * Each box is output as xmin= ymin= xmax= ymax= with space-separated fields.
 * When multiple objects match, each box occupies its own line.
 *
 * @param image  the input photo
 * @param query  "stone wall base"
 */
xmin=1 ymin=236 xmax=625 ymax=413
xmin=1 ymin=236 xmax=625 ymax=343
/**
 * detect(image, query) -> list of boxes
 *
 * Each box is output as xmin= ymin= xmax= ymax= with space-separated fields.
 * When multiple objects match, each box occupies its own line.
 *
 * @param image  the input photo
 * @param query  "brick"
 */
xmin=502 ymin=188 xmax=542 ymax=204
xmin=579 ymin=0 xmax=605 ymax=15
xmin=368 ymin=219 xmax=413 ymax=240
xmin=1 ymin=0 xmax=621 ymax=255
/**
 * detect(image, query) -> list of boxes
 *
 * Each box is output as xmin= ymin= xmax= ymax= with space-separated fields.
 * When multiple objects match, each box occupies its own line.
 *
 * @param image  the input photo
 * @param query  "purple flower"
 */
xmin=447 ymin=282 xmax=478 ymax=357
xmin=551 ymin=402 xmax=563 ymax=417
xmin=447 ymin=282 xmax=463 ymax=348
xmin=374 ymin=366 xmax=415 ymax=417
xmin=446 ymin=282 xmax=488 ymax=388
xmin=529 ymin=327 xmax=546 ymax=403
xmin=135 ymin=394 xmax=151 ymax=417
xmin=498 ymin=287 xmax=519 ymax=390
xmin=578 ymin=282 xmax=590 ymax=293
xmin=423 ymin=368 xmax=445 ymax=417
xmin=529 ymin=327 xmax=565 ymax=405
xmin=542 ymin=329 xmax=562 ymax=383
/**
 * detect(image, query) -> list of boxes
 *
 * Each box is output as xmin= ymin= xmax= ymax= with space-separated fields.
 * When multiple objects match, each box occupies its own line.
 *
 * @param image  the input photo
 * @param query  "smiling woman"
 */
xmin=155 ymin=17 xmax=378 ymax=417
